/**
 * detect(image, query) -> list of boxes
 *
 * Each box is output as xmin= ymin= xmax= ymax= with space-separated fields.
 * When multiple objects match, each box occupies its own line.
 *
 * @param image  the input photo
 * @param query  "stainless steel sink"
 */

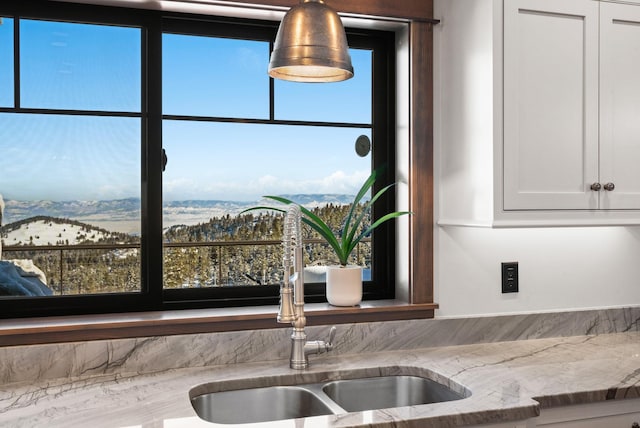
xmin=190 ymin=372 xmax=470 ymax=425
xmin=191 ymin=385 xmax=334 ymax=424
xmin=322 ymin=375 xmax=466 ymax=412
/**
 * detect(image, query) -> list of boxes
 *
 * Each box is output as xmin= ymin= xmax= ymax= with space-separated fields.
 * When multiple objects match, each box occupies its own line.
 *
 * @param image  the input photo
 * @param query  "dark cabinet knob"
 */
xmin=604 ymin=182 xmax=615 ymax=191
xmin=590 ymin=182 xmax=602 ymax=191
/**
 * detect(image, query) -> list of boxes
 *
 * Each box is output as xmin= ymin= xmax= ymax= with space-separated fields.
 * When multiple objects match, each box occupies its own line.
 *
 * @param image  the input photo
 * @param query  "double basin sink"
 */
xmin=190 ymin=368 xmax=471 ymax=425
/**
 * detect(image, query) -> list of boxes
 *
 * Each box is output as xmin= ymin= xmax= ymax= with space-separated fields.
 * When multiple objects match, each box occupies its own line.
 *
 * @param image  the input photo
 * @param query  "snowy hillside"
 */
xmin=3 ymin=195 xmax=356 ymax=223
xmin=1 ymin=217 xmax=123 ymax=246
xmin=2 ymin=195 xmax=358 ymax=234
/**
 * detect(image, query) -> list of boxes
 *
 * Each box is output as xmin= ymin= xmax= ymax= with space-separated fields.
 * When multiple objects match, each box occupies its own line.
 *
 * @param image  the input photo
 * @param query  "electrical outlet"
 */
xmin=501 ymin=262 xmax=519 ymax=293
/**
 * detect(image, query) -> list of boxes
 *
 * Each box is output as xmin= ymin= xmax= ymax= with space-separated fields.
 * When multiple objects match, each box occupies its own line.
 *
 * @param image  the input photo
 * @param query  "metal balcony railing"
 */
xmin=1 ymin=238 xmax=370 ymax=296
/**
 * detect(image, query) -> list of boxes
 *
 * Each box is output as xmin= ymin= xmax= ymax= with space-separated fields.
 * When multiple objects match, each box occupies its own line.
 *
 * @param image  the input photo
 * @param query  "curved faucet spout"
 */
xmin=277 ymin=205 xmax=301 ymax=323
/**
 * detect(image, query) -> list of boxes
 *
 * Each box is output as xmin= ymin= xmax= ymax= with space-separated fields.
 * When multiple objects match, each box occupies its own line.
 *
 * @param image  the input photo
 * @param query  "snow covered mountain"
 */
xmin=2 ymin=195 xmax=358 ymax=235
xmin=1 ymin=216 xmax=127 ymax=246
xmin=4 ymin=198 xmax=141 ymax=223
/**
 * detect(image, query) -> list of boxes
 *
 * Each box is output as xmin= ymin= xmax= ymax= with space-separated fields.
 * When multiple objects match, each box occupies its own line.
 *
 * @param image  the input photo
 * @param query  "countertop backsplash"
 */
xmin=2 ymin=306 xmax=639 ymax=386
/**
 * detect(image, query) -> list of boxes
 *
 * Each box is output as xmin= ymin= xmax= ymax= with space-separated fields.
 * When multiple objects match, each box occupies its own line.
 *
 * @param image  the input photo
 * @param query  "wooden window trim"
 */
xmin=229 ymin=0 xmax=433 ymax=22
xmin=409 ymin=19 xmax=435 ymax=304
xmin=0 ymin=300 xmax=437 ymax=346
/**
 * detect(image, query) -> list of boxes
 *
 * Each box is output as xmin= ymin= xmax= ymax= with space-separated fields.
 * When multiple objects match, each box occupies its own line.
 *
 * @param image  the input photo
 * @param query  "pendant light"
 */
xmin=268 ymin=0 xmax=354 ymax=83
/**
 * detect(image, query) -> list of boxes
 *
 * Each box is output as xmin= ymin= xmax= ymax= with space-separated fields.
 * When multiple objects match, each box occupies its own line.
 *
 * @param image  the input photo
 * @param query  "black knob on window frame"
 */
xmin=162 ymin=149 xmax=168 ymax=172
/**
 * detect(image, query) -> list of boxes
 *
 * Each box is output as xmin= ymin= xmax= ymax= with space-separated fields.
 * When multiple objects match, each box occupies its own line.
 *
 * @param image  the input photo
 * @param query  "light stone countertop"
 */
xmin=1 ymin=331 xmax=640 ymax=428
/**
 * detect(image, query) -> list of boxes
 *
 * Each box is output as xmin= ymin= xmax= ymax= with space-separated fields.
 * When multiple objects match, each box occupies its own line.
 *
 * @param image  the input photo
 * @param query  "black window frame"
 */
xmin=0 ymin=0 xmax=397 ymax=318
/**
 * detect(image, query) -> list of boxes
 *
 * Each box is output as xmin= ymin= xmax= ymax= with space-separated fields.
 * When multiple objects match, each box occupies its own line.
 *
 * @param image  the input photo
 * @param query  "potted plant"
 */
xmin=244 ymin=168 xmax=411 ymax=306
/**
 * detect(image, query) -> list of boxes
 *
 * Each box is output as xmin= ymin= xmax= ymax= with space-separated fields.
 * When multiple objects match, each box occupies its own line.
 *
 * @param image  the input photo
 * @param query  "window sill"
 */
xmin=0 ymin=300 xmax=438 ymax=347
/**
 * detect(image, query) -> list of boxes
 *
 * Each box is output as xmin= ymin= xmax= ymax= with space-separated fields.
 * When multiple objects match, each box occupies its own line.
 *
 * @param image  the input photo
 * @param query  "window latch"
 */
xmin=162 ymin=149 xmax=168 ymax=172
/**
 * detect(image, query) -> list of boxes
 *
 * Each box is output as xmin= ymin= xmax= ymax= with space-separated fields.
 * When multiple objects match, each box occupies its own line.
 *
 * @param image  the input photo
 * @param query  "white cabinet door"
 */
xmin=539 ymin=412 xmax=640 ymax=427
xmin=599 ymin=2 xmax=640 ymax=210
xmin=503 ymin=0 xmax=599 ymax=210
xmin=467 ymin=422 xmax=534 ymax=428
xmin=536 ymin=398 xmax=640 ymax=427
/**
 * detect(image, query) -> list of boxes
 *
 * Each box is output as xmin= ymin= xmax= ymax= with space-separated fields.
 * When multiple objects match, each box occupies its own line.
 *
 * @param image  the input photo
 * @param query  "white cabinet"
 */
xmin=599 ymin=2 xmax=640 ymax=210
xmin=535 ymin=398 xmax=640 ymax=427
xmin=503 ymin=0 xmax=599 ymax=211
xmin=466 ymin=399 xmax=640 ymax=427
xmin=435 ymin=0 xmax=640 ymax=226
xmin=467 ymin=421 xmax=534 ymax=428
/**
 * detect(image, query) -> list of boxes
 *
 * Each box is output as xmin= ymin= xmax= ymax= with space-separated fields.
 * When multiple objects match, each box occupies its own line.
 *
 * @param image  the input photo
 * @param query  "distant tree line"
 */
xmin=1 ymin=216 xmax=140 ymax=295
xmin=0 ymin=205 xmax=371 ymax=295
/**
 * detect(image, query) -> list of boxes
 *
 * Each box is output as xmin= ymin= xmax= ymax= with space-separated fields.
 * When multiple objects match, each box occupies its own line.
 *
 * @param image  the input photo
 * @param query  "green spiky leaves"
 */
xmin=242 ymin=168 xmax=411 ymax=266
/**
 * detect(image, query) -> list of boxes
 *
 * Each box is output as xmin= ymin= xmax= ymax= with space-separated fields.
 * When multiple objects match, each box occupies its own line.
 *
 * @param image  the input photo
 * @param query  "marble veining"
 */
xmin=1 ymin=332 xmax=640 ymax=427
xmin=1 ymin=306 xmax=640 ymax=386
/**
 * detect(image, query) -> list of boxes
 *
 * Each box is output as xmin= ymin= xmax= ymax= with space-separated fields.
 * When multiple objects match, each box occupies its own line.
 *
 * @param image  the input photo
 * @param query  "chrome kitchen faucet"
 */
xmin=280 ymin=204 xmax=336 ymax=369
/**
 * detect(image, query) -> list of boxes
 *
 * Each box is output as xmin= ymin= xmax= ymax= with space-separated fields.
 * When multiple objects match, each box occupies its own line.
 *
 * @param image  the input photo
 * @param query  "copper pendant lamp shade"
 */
xmin=268 ymin=0 xmax=354 ymax=83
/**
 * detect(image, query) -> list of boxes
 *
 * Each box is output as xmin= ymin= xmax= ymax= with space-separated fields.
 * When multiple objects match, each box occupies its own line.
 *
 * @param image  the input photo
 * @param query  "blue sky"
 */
xmin=0 ymin=18 xmax=372 ymax=202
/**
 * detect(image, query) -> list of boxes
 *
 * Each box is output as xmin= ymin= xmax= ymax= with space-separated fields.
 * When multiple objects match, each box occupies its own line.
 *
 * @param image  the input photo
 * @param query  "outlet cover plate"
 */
xmin=501 ymin=262 xmax=519 ymax=293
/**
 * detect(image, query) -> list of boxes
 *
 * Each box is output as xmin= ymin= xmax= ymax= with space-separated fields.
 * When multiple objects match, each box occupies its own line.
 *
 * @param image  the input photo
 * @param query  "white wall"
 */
xmin=434 ymin=225 xmax=640 ymax=317
xmin=432 ymin=0 xmax=640 ymax=317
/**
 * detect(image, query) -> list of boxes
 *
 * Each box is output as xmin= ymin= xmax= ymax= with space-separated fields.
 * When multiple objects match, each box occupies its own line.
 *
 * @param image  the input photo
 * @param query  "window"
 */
xmin=0 ymin=1 xmax=396 ymax=317
xmin=0 ymin=17 xmax=14 ymax=107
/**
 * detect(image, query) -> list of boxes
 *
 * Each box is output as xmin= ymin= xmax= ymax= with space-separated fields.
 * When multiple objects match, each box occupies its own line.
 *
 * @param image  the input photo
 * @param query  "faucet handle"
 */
xmin=303 ymin=326 xmax=338 ymax=358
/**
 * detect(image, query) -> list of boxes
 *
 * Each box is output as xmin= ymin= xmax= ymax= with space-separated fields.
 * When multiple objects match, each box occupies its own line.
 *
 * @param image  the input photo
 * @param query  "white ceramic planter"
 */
xmin=325 ymin=265 xmax=362 ymax=306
